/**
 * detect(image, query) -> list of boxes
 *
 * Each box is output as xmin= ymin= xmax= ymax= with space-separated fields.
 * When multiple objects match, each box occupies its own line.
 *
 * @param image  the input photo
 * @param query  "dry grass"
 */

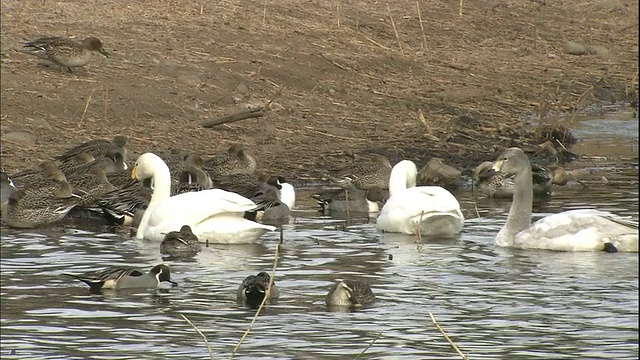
xmin=1 ymin=0 xmax=637 ymax=179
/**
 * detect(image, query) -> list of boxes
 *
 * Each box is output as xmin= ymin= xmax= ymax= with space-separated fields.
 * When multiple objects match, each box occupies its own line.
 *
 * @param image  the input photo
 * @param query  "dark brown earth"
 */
xmin=1 ymin=0 xmax=638 ymax=183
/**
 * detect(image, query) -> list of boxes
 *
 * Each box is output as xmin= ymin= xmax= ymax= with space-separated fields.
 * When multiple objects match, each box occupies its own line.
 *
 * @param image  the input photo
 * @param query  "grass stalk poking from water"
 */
xmin=353 ymin=331 xmax=383 ymax=359
xmin=229 ymin=241 xmax=281 ymax=359
xmin=180 ymin=313 xmax=215 ymax=360
xmin=429 ymin=312 xmax=468 ymax=359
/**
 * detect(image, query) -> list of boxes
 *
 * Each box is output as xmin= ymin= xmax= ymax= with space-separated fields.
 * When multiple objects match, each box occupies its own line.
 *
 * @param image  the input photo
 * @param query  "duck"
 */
xmin=326 ymin=279 xmax=375 ymax=308
xmin=210 ymin=172 xmax=279 ymax=220
xmin=474 ymin=161 xmax=566 ymax=198
xmin=56 ymin=135 xmax=128 ymax=168
xmin=210 ymin=171 xmax=272 ymax=199
xmin=66 ymin=152 xmax=128 ymax=179
xmin=172 ymin=166 xmax=213 ymax=195
xmin=160 ymin=225 xmax=202 ymax=258
xmin=203 ymin=144 xmax=257 ymax=177
xmin=236 ymin=272 xmax=279 ymax=309
xmin=57 ymin=152 xmax=96 ymax=176
xmin=67 ymin=166 xmax=116 ymax=202
xmin=376 ymin=160 xmax=464 ymax=236
xmin=312 ymin=187 xmax=388 ymax=214
xmin=3 ymin=188 xmax=80 ymax=228
xmin=485 ymin=147 xmax=638 ymax=252
xmin=1 ymin=172 xmax=18 ymax=214
xmin=21 ymin=36 xmax=109 ymax=73
xmin=10 ymin=160 xmax=65 ymax=189
xmin=131 ymin=153 xmax=275 ymax=244
xmin=64 ymin=264 xmax=177 ymax=292
xmin=330 ymin=154 xmax=392 ymax=190
xmin=159 ymin=150 xmax=211 ymax=194
xmin=93 ymin=181 xmax=152 ymax=227
xmin=250 ymin=176 xmax=296 ymax=222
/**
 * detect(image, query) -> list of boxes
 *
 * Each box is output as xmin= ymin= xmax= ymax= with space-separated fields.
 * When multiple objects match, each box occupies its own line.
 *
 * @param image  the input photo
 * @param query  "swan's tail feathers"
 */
xmin=417 ymin=211 xmax=463 ymax=237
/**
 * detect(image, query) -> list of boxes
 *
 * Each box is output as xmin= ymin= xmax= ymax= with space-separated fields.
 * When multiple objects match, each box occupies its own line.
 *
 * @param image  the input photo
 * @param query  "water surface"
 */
xmin=1 ymin=112 xmax=638 ymax=359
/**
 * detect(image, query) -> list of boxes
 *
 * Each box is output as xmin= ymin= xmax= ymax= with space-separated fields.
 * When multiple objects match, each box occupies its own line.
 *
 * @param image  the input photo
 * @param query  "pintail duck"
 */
xmin=57 ymin=152 xmax=95 ymax=176
xmin=236 ymin=272 xmax=279 ymax=309
xmin=203 ymin=144 xmax=257 ymax=177
xmin=376 ymin=160 xmax=464 ymax=237
xmin=21 ymin=36 xmax=109 ymax=72
xmin=10 ymin=160 xmax=65 ymax=189
xmin=3 ymin=163 xmax=82 ymax=228
xmin=312 ymin=187 xmax=387 ymax=214
xmin=474 ymin=161 xmax=568 ymax=198
xmin=94 ymin=181 xmax=152 ymax=227
xmin=211 ymin=171 xmax=272 ymax=199
xmin=65 ymin=264 xmax=177 ymax=292
xmin=160 ymin=225 xmax=202 ymax=259
xmin=1 ymin=172 xmax=18 ymax=214
xmin=171 ymin=154 xmax=213 ymax=195
xmin=173 ymin=166 xmax=213 ymax=195
xmin=67 ymin=166 xmax=117 ymax=204
xmin=210 ymin=172 xmax=281 ymax=221
xmin=326 ymin=279 xmax=375 ymax=308
xmin=56 ymin=135 xmax=128 ymax=168
xmin=249 ymin=177 xmax=297 ymax=223
xmin=3 ymin=188 xmax=80 ymax=229
xmin=131 ymin=153 xmax=275 ymax=244
xmin=159 ymin=150 xmax=212 ymax=195
xmin=481 ymin=147 xmax=638 ymax=252
xmin=66 ymin=152 xmax=128 ymax=179
xmin=330 ymin=154 xmax=392 ymax=190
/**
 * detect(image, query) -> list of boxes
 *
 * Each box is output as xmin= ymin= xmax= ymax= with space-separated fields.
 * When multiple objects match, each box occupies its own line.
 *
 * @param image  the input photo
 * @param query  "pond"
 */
xmin=1 ymin=110 xmax=638 ymax=359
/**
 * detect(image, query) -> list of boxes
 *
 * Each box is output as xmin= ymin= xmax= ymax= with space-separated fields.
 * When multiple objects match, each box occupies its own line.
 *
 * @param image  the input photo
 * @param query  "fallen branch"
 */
xmin=201 ymin=106 xmax=264 ymax=128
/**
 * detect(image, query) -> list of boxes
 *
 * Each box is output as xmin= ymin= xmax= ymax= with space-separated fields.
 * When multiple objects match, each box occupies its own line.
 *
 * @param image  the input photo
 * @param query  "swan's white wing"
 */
xmin=377 ymin=186 xmax=463 ymax=235
xmin=142 ymin=189 xmax=275 ymax=243
xmin=147 ymin=189 xmax=257 ymax=229
xmin=515 ymin=209 xmax=639 ymax=252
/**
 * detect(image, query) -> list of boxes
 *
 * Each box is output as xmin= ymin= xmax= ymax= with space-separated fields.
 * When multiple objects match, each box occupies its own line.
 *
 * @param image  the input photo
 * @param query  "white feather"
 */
xmin=376 ymin=160 xmax=463 ymax=236
xmin=133 ymin=153 xmax=275 ymax=243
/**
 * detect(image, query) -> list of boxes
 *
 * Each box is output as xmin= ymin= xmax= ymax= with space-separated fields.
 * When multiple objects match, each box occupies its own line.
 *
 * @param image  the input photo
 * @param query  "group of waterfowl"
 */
xmin=0 ymin=133 xmax=375 ymax=307
xmin=6 ymin=35 xmax=638 ymax=309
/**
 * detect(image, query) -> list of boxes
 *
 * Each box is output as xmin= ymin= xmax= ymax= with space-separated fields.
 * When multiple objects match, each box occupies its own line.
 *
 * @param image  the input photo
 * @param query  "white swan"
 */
xmin=131 ymin=153 xmax=275 ymax=244
xmin=489 ymin=147 xmax=638 ymax=252
xmin=376 ymin=160 xmax=464 ymax=236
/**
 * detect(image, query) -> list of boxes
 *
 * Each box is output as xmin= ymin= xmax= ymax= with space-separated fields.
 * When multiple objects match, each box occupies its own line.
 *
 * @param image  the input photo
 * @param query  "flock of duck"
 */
xmin=4 ymin=35 xmax=638 ymax=309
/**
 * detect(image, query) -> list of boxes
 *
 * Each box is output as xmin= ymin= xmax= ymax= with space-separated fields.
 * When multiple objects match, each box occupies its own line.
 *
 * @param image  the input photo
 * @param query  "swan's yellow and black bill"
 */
xmin=131 ymin=166 xmax=138 ymax=180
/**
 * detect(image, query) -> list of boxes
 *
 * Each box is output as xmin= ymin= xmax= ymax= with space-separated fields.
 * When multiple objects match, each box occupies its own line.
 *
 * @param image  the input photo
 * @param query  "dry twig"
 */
xmin=180 ymin=313 xmax=215 ymax=360
xmin=353 ymin=331 xmax=383 ymax=359
xmin=429 ymin=312 xmax=468 ymax=359
xmin=387 ymin=5 xmax=404 ymax=56
xmin=229 ymin=242 xmax=281 ymax=359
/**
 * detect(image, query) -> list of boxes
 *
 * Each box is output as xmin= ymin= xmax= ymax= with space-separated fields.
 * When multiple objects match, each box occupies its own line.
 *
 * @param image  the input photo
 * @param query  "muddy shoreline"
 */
xmin=1 ymin=0 xmax=637 ymax=181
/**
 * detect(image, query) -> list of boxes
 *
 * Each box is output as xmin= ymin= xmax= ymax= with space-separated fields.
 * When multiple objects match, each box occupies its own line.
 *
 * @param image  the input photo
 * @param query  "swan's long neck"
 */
xmin=497 ymin=166 xmax=533 ymax=246
xmin=389 ymin=160 xmax=417 ymax=196
xmin=278 ymin=183 xmax=296 ymax=210
xmin=136 ymin=156 xmax=173 ymax=238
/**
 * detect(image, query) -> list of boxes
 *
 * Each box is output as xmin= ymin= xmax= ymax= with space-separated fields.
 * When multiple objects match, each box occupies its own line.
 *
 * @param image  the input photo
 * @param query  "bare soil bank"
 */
xmin=1 ymin=0 xmax=637 ymax=181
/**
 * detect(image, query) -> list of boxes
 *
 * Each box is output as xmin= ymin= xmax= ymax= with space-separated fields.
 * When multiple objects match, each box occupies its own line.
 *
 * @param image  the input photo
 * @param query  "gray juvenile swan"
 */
xmin=487 ymin=147 xmax=638 ymax=252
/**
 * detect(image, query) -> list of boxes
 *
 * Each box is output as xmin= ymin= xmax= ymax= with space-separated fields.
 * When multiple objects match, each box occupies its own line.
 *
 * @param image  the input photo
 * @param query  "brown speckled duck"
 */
xmin=203 ymin=144 xmax=257 ymax=177
xmin=21 ymin=36 xmax=109 ymax=72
